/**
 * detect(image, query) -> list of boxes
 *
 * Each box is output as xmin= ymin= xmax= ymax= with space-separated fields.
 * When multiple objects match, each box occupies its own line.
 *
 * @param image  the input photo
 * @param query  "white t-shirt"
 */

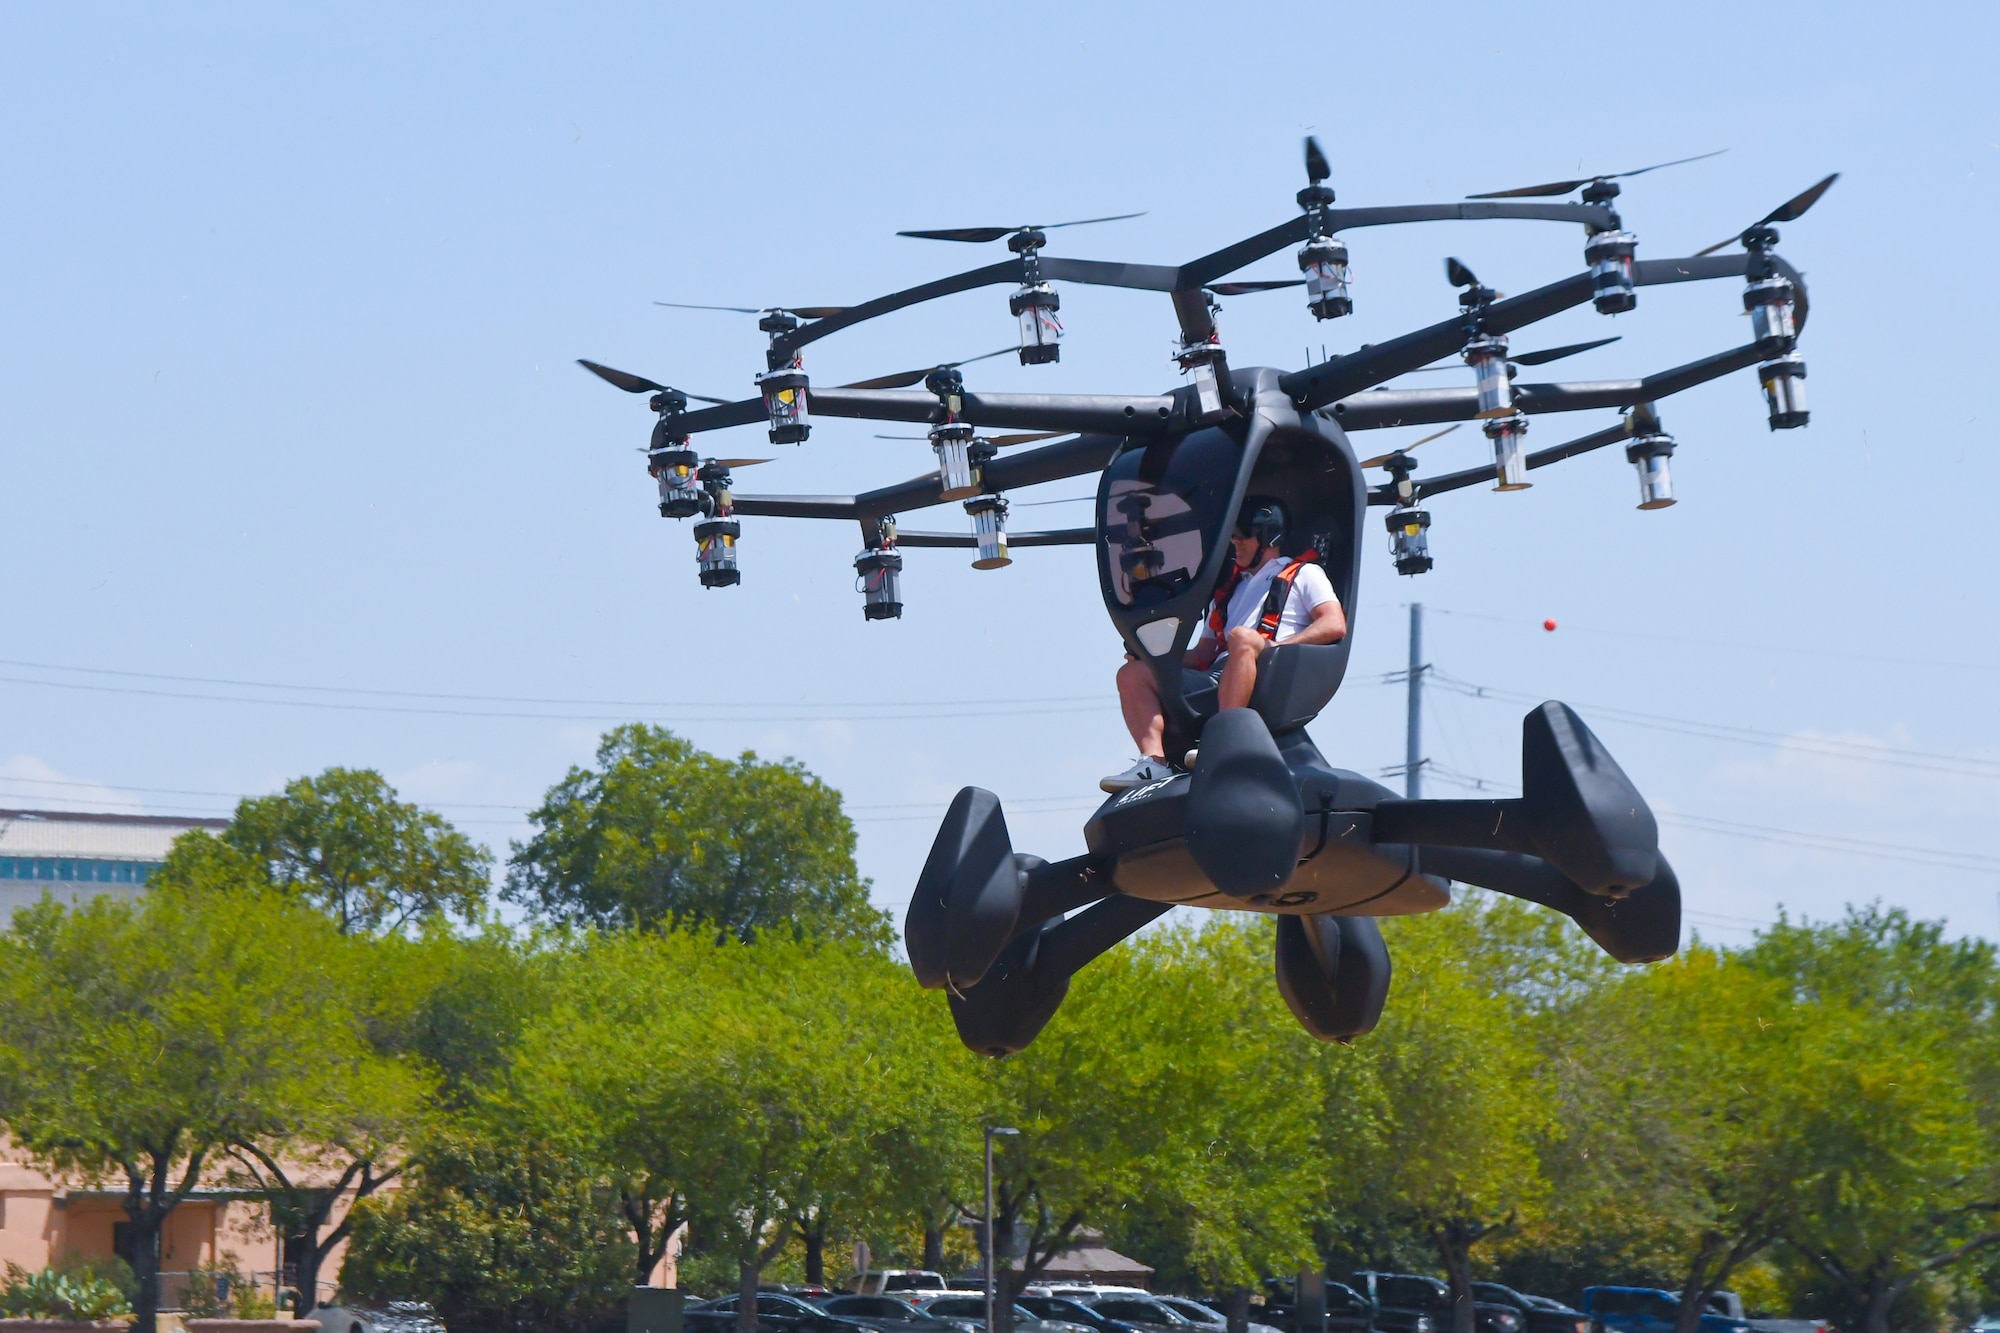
xmin=1196 ymin=554 xmax=1340 ymax=648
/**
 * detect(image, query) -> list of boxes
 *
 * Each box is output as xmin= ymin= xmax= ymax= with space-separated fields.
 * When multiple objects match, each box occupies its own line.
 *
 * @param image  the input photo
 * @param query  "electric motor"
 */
xmin=1585 ymin=229 xmax=1639 ymax=314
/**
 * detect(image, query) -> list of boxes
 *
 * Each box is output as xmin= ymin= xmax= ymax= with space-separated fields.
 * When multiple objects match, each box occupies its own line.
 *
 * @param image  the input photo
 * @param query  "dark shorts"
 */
xmin=1182 ymin=653 xmax=1227 ymax=712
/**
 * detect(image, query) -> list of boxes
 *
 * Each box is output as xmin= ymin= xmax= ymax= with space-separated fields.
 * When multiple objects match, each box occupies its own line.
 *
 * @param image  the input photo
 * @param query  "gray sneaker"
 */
xmin=1099 ymin=757 xmax=1172 ymax=794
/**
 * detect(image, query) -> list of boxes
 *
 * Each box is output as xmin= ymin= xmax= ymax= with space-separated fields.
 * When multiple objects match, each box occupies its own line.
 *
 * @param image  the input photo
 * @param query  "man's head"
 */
xmin=1230 ymin=498 xmax=1286 ymax=565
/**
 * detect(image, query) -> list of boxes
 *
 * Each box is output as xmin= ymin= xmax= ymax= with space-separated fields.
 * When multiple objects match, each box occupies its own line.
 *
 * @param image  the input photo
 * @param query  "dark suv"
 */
xmin=689 ymin=1293 xmax=891 ymax=1333
xmin=1349 ymin=1273 xmax=1523 ymax=1333
xmin=1471 ymin=1286 xmax=1589 ymax=1333
xmin=1256 ymin=1279 xmax=1376 ymax=1333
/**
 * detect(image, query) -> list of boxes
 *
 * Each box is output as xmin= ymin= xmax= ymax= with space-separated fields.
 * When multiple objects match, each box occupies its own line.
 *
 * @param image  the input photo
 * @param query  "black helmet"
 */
xmin=1234 ymin=497 xmax=1286 ymax=548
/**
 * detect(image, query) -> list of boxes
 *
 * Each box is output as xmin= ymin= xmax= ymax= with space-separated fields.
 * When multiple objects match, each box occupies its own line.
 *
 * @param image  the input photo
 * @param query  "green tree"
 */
xmin=159 ymin=785 xmax=501 ymax=1314
xmin=341 ymin=1125 xmax=634 ymax=1333
xmin=1745 ymin=909 xmax=2000 ymax=1333
xmin=504 ymin=724 xmax=890 ymax=944
xmin=1088 ymin=919 xmax=1323 ymax=1300
xmin=1561 ymin=945 xmax=1818 ymax=1333
xmin=0 ymin=889 xmax=353 ymax=1333
xmin=1360 ymin=902 xmax=1558 ymax=1333
xmin=221 ymin=766 xmax=492 ymax=933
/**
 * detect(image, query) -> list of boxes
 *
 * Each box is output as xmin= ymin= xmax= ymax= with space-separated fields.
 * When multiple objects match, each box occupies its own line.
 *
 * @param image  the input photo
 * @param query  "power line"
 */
xmin=1425 ymin=606 xmax=2000 ymax=675
xmin=0 ymin=672 xmax=1109 ymax=725
xmin=1420 ymin=669 xmax=2000 ymax=780
xmin=1421 ymin=764 xmax=2000 ymax=876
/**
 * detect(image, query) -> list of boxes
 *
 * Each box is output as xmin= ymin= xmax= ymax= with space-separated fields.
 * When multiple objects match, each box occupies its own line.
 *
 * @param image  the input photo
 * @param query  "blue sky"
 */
xmin=2 ymin=2 xmax=1995 ymax=948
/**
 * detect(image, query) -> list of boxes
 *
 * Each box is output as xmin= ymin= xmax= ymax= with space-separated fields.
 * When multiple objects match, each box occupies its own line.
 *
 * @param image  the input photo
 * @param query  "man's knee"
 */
xmin=1225 ymin=627 xmax=1266 ymax=659
xmin=1116 ymin=658 xmax=1157 ymax=695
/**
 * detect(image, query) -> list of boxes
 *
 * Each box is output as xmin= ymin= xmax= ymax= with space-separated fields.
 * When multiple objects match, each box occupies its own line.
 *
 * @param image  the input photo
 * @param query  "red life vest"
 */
xmin=1206 ymin=554 xmax=1315 ymax=645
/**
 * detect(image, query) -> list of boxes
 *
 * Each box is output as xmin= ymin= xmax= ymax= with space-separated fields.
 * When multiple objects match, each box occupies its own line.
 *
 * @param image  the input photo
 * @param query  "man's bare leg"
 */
xmin=1217 ymin=627 xmax=1265 ymax=710
xmin=1116 ymin=657 xmax=1168 ymax=760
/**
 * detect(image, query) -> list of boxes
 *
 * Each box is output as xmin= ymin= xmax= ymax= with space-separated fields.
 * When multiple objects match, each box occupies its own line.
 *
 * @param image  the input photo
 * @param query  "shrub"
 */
xmin=0 ymin=1261 xmax=134 ymax=1321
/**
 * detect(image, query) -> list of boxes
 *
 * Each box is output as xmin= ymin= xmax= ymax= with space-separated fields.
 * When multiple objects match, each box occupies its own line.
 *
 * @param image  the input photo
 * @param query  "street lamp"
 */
xmin=985 ymin=1126 xmax=1020 ymax=1333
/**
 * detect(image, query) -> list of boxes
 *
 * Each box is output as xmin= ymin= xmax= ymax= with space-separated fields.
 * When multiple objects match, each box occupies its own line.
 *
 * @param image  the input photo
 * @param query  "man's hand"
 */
xmin=1224 ymin=624 xmax=1268 ymax=660
xmin=1275 ymin=599 xmax=1347 ymax=647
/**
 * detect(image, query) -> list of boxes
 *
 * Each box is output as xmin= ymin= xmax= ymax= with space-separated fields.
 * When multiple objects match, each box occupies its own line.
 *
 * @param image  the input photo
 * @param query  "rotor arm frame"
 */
xmin=1178 ymin=200 xmax=1616 ymax=289
xmin=733 ymin=431 xmax=1122 ymax=524
xmin=893 ymin=527 xmax=1096 ymax=548
xmin=763 ymin=201 xmax=1621 ymax=363
xmin=1339 ymin=339 xmax=1773 ymax=433
xmin=1280 ymin=251 xmax=1789 ymax=413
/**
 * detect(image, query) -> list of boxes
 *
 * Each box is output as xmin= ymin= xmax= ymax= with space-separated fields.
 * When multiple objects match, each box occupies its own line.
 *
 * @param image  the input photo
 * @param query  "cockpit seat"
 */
xmin=1181 ymin=641 xmax=1350 ymax=740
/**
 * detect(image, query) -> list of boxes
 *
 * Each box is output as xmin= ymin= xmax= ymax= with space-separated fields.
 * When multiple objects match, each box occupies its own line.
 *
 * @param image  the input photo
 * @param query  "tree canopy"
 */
xmin=218 ymin=765 xmax=492 ymax=934
xmin=0 ymin=885 xmax=360 ymax=1333
xmin=504 ymin=723 xmax=890 ymax=944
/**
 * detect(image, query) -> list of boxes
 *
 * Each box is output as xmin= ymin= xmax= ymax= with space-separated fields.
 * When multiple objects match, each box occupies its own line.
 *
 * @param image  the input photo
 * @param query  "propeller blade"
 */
xmin=1360 ymin=423 xmax=1464 ymax=469
xmin=896 ymin=226 xmax=1016 ymax=243
xmin=1762 ymin=171 xmax=1840 ymax=225
xmin=1468 ymin=149 xmax=1728 ymax=200
xmin=1466 ymin=177 xmax=1597 ymax=200
xmin=1305 ymin=135 xmax=1331 ymax=185
xmin=710 ymin=458 xmax=773 ymax=468
xmin=1041 ymin=211 xmax=1146 ymax=231
xmin=652 ymin=300 xmax=764 ymax=314
xmin=1694 ymin=172 xmax=1841 ymax=255
xmin=871 ymin=430 xmax=1069 ymax=447
xmin=578 ymin=359 xmax=668 ymax=394
xmin=577 ymin=360 xmax=732 ymax=403
xmin=652 ymin=301 xmax=847 ymax=319
xmin=1445 ymin=257 xmax=1479 ymax=288
xmin=1206 ymin=279 xmax=1307 ymax=295
xmin=897 ymin=213 xmax=1144 ymax=243
xmin=1507 ymin=335 xmax=1622 ymax=367
xmin=841 ymin=369 xmax=930 ymax=391
xmin=840 ymin=347 xmax=1021 ymax=392
xmin=1628 ymin=401 xmax=1663 ymax=436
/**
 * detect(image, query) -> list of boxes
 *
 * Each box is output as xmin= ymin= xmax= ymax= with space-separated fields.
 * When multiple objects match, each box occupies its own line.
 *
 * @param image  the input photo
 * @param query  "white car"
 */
xmin=1151 ymin=1297 xmax=1285 ymax=1333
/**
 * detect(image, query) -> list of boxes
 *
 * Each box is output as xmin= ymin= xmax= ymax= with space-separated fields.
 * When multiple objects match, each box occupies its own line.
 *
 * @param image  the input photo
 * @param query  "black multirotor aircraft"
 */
xmin=579 ymin=140 xmax=1835 ymax=1056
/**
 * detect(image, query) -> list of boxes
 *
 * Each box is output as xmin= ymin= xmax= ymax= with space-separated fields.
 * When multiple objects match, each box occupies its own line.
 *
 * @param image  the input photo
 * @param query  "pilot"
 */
xmin=1101 ymin=497 xmax=1347 ymax=793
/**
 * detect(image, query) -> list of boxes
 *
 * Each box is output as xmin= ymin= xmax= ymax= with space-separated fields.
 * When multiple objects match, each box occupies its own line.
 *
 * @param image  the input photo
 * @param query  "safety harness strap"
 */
xmin=1207 ymin=554 xmax=1315 ymax=644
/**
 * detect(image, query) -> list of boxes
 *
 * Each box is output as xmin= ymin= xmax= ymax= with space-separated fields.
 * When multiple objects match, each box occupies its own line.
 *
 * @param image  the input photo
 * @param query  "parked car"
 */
xmin=818 ymin=1296 xmax=974 ymax=1333
xmin=1472 ymin=1284 xmax=1590 ymax=1333
xmin=1349 ymin=1272 xmax=1523 ymax=1333
xmin=1580 ymin=1287 xmax=1751 ymax=1333
xmin=1255 ymin=1278 xmax=1375 ymax=1333
xmin=848 ymin=1273 xmax=953 ymax=1298
xmin=690 ymin=1292 xmax=895 ymax=1333
xmin=1703 ymin=1291 xmax=1824 ymax=1333
xmin=1082 ymin=1296 xmax=1214 ymax=1333
xmin=914 ymin=1293 xmax=1093 ymax=1333
xmin=1149 ymin=1295 xmax=1285 ymax=1333
xmin=1016 ymin=1293 xmax=1147 ymax=1333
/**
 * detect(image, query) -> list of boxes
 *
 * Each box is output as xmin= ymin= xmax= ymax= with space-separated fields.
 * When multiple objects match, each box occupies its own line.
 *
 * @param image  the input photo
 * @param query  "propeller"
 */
xmin=1359 ymin=423 xmax=1464 ymax=469
xmin=1467 ymin=149 xmax=1728 ymax=200
xmin=1693 ymin=173 xmax=1840 ymax=256
xmin=1305 ymin=136 xmax=1331 ymax=185
xmin=577 ymin=359 xmax=732 ymax=402
xmin=1397 ymin=336 xmax=1623 ymax=375
xmin=651 ymin=301 xmax=849 ymax=319
xmin=703 ymin=457 xmax=772 ymax=468
xmin=874 ymin=431 xmax=1069 ymax=448
xmin=839 ymin=347 xmax=1022 ymax=392
xmin=1446 ymin=257 xmax=1481 ymax=289
xmin=1206 ymin=279 xmax=1306 ymax=295
xmin=896 ymin=213 xmax=1146 ymax=244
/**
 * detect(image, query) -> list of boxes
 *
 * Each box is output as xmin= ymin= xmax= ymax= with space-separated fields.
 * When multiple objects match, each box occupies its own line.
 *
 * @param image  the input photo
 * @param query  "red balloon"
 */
xmin=1543 ymin=618 xmax=1558 ymax=632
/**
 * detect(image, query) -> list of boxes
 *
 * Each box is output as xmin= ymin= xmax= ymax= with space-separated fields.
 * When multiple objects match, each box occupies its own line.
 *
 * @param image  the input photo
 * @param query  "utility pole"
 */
xmin=1406 ymin=602 xmax=1427 ymax=798
xmin=983 ymin=1126 xmax=1018 ymax=1333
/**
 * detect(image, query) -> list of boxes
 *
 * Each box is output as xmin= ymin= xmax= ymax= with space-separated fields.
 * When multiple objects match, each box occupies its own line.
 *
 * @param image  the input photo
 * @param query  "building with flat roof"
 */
xmin=0 ymin=808 xmax=228 ymax=919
